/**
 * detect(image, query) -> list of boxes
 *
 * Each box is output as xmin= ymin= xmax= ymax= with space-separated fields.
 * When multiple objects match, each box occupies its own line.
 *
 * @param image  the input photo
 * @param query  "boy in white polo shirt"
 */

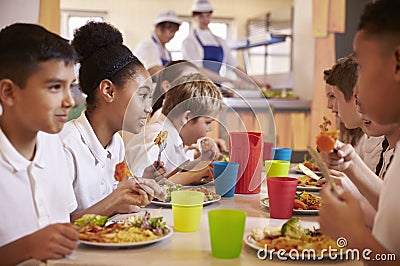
xmin=0 ymin=23 xmax=79 ymax=265
xmin=319 ymin=0 xmax=400 ymax=261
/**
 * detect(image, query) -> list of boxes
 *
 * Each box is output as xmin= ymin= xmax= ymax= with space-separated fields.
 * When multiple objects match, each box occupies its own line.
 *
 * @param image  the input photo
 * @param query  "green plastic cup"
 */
xmin=265 ymin=160 xmax=290 ymax=177
xmin=171 ymin=190 xmax=204 ymax=232
xmin=208 ymin=209 xmax=246 ymax=258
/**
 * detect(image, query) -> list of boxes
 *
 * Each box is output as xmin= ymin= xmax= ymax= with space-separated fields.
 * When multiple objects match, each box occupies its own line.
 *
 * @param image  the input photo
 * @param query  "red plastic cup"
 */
xmin=267 ymin=177 xmax=298 ymax=219
xmin=229 ymin=132 xmax=263 ymax=194
xmin=263 ymin=142 xmax=274 ymax=161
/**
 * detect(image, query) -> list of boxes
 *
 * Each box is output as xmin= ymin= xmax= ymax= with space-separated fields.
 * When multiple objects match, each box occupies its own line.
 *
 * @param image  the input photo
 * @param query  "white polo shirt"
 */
xmin=182 ymin=28 xmax=239 ymax=68
xmin=135 ymin=34 xmax=172 ymax=70
xmin=355 ymin=135 xmax=384 ymax=172
xmin=59 ymin=111 xmax=124 ymax=212
xmin=372 ymin=141 xmax=400 ymax=253
xmin=125 ymin=110 xmax=189 ymax=177
xmin=378 ymin=147 xmax=394 ymax=178
xmin=0 ymin=128 xmax=77 ymax=247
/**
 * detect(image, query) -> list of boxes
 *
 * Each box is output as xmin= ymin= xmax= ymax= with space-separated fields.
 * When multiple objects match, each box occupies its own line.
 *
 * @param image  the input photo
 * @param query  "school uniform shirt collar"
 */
xmin=364 ymin=136 xmax=384 ymax=154
xmin=73 ymin=111 xmax=117 ymax=162
xmin=162 ymin=117 xmax=185 ymax=152
xmin=0 ymin=127 xmax=45 ymax=172
xmin=152 ymin=33 xmax=161 ymax=45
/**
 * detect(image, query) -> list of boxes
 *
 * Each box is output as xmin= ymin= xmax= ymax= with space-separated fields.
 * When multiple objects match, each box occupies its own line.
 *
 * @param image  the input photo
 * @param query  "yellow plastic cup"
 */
xmin=171 ymin=190 xmax=204 ymax=232
xmin=265 ymin=160 xmax=290 ymax=177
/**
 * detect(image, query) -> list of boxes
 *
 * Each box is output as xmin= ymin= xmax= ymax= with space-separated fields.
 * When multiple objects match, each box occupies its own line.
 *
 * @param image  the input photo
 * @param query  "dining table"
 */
xmin=46 ymin=170 xmax=362 ymax=266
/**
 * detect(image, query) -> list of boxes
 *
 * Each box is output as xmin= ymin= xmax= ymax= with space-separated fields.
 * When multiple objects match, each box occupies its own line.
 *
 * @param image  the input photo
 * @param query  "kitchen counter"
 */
xmin=223 ymin=97 xmax=311 ymax=113
xmin=212 ymin=97 xmax=311 ymax=149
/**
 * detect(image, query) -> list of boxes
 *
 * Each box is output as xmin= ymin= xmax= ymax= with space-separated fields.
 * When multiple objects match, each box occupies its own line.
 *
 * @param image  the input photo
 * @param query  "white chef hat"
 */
xmin=192 ymin=0 xmax=213 ymax=13
xmin=154 ymin=10 xmax=181 ymax=25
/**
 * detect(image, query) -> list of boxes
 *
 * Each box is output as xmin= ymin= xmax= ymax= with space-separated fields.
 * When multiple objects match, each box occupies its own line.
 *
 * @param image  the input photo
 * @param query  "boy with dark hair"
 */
xmin=0 ymin=23 xmax=79 ymax=264
xmin=320 ymin=0 xmax=400 ymax=263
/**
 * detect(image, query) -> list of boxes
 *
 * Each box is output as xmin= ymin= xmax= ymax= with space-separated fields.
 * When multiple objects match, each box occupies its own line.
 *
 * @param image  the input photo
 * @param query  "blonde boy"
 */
xmin=0 ymin=23 xmax=78 ymax=264
xmin=126 ymin=73 xmax=223 ymax=185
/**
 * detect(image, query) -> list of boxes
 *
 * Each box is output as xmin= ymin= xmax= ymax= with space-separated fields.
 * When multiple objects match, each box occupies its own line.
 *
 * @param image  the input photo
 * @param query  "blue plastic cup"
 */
xmin=272 ymin=148 xmax=292 ymax=161
xmin=213 ymin=162 xmax=239 ymax=198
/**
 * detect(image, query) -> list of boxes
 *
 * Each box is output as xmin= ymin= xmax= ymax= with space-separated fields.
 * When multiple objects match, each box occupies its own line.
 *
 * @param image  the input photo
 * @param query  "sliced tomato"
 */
xmin=316 ymin=134 xmax=335 ymax=152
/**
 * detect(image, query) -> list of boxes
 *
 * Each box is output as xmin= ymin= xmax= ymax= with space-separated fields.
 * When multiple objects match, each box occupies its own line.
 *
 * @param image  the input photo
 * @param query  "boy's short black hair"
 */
xmin=0 ymin=23 xmax=77 ymax=88
xmin=358 ymin=0 xmax=400 ymax=48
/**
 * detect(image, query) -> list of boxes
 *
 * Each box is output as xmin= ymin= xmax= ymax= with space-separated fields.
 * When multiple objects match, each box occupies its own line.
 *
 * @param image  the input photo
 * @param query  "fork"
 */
xmin=156 ymin=141 xmax=167 ymax=170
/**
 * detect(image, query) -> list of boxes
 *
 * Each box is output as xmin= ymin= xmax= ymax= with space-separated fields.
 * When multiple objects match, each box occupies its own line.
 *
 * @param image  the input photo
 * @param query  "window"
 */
xmin=245 ymin=8 xmax=293 ymax=75
xmin=165 ymin=17 xmax=232 ymax=60
xmin=60 ymin=10 xmax=106 ymax=40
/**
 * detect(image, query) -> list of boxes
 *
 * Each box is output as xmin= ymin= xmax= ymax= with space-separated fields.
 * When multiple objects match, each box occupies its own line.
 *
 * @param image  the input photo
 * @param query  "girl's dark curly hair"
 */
xmin=71 ymin=21 xmax=144 ymax=112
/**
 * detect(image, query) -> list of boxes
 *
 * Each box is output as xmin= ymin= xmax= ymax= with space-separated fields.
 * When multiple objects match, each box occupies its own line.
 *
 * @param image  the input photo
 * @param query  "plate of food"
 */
xmin=75 ymin=212 xmax=172 ymax=248
xmin=244 ymin=218 xmax=344 ymax=260
xmin=294 ymin=153 xmax=322 ymax=175
xmin=296 ymin=175 xmax=323 ymax=192
xmin=151 ymin=184 xmax=221 ymax=207
xmin=261 ymin=191 xmax=321 ymax=215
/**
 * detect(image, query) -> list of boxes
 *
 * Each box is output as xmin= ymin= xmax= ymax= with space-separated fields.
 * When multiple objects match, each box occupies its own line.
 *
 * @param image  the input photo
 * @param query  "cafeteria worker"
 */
xmin=135 ymin=10 xmax=181 ymax=76
xmin=182 ymin=0 xmax=262 ymax=88
xmin=181 ymin=0 xmax=240 ymax=84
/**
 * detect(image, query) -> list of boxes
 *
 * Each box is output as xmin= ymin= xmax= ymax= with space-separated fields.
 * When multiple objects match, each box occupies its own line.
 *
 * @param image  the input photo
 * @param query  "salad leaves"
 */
xmin=74 ymin=214 xmax=108 ymax=227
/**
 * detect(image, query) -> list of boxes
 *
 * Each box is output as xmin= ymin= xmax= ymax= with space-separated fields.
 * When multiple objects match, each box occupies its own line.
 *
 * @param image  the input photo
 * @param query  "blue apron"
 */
xmin=152 ymin=35 xmax=171 ymax=66
xmin=194 ymin=30 xmax=224 ymax=73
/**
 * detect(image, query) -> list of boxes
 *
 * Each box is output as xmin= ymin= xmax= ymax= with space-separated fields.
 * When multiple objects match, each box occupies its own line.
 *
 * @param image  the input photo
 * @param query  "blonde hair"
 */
xmin=162 ymin=73 xmax=223 ymax=119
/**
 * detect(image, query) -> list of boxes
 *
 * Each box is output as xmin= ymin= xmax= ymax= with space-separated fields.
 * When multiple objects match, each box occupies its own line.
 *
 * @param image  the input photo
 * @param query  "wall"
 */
xmin=292 ymin=0 xmax=314 ymax=100
xmin=0 ymin=0 xmax=40 ymax=28
xmin=335 ymin=0 xmax=371 ymax=60
xmin=60 ymin=0 xmax=292 ymax=52
xmin=0 ymin=0 xmax=315 ymax=100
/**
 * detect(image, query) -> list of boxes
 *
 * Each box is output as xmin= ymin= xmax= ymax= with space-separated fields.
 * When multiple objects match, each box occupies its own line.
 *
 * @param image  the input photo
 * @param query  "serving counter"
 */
xmin=211 ymin=97 xmax=311 ymax=150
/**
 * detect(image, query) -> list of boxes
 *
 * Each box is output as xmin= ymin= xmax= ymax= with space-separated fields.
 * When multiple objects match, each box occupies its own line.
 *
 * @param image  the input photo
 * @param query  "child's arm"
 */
xmin=319 ymin=185 xmax=397 ymax=265
xmin=0 ymin=223 xmax=78 ymax=265
xmin=70 ymin=179 xmax=150 ymax=222
xmin=322 ymin=141 xmax=382 ymax=208
xmin=168 ymin=164 xmax=213 ymax=185
xmin=142 ymin=161 xmax=168 ymax=184
xmin=70 ymin=178 xmax=164 ymax=222
xmin=329 ymin=170 xmax=376 ymax=227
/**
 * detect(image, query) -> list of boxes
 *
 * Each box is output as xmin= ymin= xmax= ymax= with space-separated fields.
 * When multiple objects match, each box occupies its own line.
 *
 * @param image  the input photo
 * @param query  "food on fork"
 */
xmin=316 ymin=116 xmax=339 ymax=152
xmin=154 ymin=130 xmax=168 ymax=147
xmin=198 ymin=137 xmax=218 ymax=161
xmin=200 ymin=137 xmax=213 ymax=152
xmin=114 ymin=161 xmax=133 ymax=182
